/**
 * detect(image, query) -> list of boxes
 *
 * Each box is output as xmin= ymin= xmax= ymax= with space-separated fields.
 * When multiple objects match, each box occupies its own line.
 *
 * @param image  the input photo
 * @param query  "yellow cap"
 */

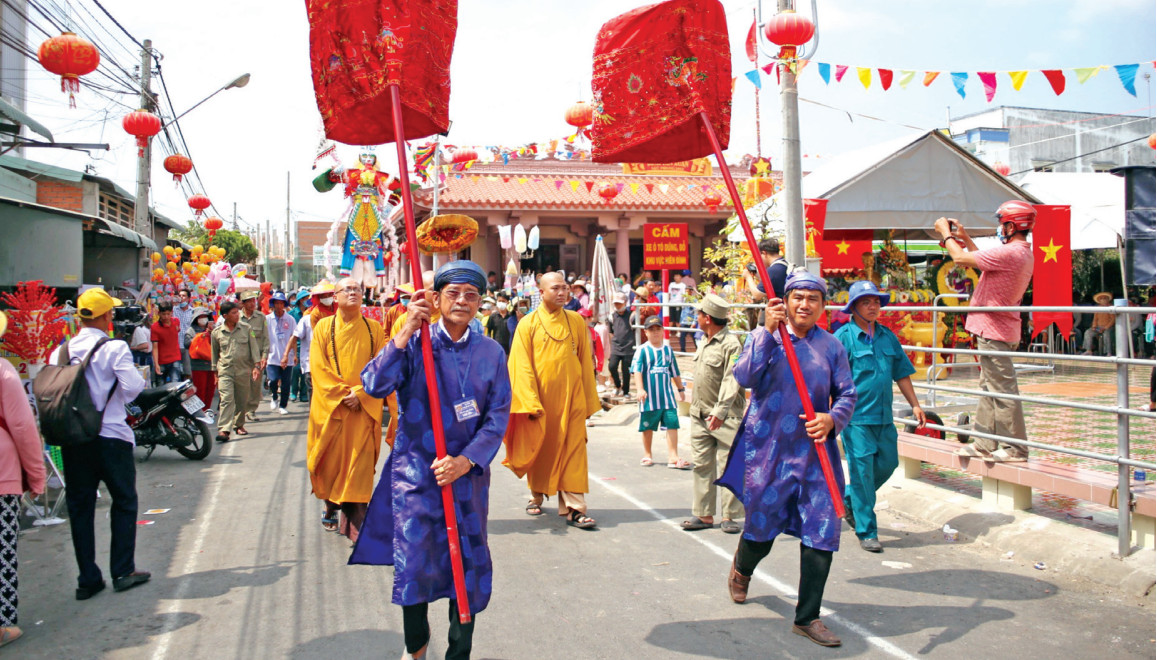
xmin=77 ymin=288 xmax=123 ymax=319
xmin=310 ymin=280 xmax=336 ymax=295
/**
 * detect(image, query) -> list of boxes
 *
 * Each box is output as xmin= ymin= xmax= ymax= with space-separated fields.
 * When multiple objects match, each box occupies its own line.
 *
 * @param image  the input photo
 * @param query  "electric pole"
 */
xmin=285 ymin=171 xmax=291 ymax=290
xmin=133 ymin=39 xmax=154 ymax=282
xmin=777 ymin=0 xmax=805 ymax=267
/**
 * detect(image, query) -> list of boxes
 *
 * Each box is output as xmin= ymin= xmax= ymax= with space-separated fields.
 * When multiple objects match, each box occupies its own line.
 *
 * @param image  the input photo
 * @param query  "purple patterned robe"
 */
xmin=718 ymin=325 xmax=856 ymax=552
xmin=350 ymin=325 xmax=511 ymax=614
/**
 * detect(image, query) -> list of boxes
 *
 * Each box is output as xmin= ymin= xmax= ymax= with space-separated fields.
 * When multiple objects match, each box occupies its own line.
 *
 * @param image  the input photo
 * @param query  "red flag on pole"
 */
xmin=590 ymin=0 xmax=731 ymax=164
xmin=745 ymin=19 xmax=759 ymax=64
xmin=1030 ymin=205 xmax=1073 ymax=338
xmin=307 ymin=0 xmax=456 ymax=145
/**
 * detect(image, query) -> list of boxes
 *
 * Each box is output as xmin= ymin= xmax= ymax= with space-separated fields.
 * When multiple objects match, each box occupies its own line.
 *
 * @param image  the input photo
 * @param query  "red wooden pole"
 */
xmin=388 ymin=84 xmax=473 ymax=623
xmin=697 ymin=112 xmax=845 ymax=519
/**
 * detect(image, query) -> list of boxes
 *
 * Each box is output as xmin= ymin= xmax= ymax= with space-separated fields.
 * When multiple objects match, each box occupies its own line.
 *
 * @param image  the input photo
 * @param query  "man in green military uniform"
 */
xmin=212 ymin=301 xmax=261 ymax=442
xmin=833 ymin=281 xmax=926 ymax=553
xmin=238 ymin=290 xmax=270 ymax=422
xmin=681 ymin=293 xmax=746 ymax=534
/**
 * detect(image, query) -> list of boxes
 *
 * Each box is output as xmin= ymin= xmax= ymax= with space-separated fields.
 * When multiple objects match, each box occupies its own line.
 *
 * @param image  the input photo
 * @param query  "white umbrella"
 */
xmin=232 ymin=276 xmax=261 ymax=291
xmin=589 ymin=235 xmax=617 ymax=324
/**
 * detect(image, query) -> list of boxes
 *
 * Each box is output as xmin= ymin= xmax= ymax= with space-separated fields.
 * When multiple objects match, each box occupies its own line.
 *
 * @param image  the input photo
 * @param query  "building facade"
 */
xmin=950 ymin=106 xmax=1156 ymax=177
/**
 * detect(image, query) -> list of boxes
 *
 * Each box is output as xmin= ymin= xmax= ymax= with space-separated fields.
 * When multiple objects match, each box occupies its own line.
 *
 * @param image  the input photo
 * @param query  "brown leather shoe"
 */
xmin=728 ymin=556 xmax=750 ymax=604
xmin=792 ymin=619 xmax=841 ymax=647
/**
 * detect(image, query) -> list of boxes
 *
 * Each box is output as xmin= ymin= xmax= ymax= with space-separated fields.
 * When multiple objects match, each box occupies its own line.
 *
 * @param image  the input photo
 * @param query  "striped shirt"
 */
xmin=630 ymin=342 xmax=681 ymax=412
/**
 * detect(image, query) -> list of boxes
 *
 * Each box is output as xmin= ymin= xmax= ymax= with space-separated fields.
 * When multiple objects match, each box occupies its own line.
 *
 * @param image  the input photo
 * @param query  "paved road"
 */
xmin=13 ymin=401 xmax=1156 ymax=659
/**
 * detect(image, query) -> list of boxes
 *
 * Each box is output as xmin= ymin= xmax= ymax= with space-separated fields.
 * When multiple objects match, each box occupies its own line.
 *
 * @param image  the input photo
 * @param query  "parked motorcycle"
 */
xmin=127 ymin=380 xmax=214 ymax=460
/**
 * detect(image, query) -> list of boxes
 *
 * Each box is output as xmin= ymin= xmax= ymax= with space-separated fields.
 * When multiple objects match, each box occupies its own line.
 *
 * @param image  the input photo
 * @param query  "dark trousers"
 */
xmin=735 ymin=538 xmax=833 ymax=626
xmin=157 ymin=361 xmax=182 ymax=386
xmin=607 ymin=353 xmax=632 ymax=395
xmin=266 ymin=364 xmax=293 ymax=408
xmin=403 ymin=600 xmax=475 ymax=659
xmin=289 ymin=364 xmax=310 ymax=402
xmin=61 ymin=437 xmax=138 ymax=588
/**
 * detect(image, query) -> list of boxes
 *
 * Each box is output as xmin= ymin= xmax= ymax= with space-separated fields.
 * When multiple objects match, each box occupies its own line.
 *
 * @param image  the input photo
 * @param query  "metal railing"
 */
xmin=621 ymin=296 xmax=1155 ymax=557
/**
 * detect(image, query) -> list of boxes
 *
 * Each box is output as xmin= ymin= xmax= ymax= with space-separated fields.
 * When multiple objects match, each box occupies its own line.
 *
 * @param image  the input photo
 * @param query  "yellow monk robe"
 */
xmin=503 ymin=306 xmax=601 ymax=496
xmin=307 ymin=313 xmax=386 ymax=504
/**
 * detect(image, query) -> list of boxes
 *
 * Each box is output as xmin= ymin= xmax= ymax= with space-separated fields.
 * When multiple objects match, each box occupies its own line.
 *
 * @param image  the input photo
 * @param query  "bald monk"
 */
xmin=307 ymin=277 xmax=386 ymax=541
xmin=504 ymin=271 xmax=602 ymax=529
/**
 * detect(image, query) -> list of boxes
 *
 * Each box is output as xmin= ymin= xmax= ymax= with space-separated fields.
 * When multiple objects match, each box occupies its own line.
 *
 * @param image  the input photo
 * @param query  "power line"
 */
xmin=90 ymin=0 xmax=141 ymax=49
xmin=1009 ymin=134 xmax=1153 ymax=175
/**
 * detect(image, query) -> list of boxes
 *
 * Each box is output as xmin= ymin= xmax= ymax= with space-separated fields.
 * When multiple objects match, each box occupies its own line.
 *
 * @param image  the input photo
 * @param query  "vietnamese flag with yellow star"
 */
xmin=1031 ymin=204 xmax=1072 ymax=338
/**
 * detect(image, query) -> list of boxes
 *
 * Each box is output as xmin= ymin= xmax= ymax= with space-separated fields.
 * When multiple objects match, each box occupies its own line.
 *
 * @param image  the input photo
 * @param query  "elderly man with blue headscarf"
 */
xmin=353 ymin=260 xmax=512 ymax=660
xmin=718 ymin=271 xmax=857 ymax=648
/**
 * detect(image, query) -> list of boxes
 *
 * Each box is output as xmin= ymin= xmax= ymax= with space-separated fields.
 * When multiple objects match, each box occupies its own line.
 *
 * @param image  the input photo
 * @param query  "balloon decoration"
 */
xmin=993 ymin=162 xmax=1011 ymax=176
xmin=597 ymin=182 xmax=619 ymax=203
xmin=703 ymin=191 xmax=722 ymax=213
xmin=188 ymin=194 xmax=212 ymax=218
xmin=164 ymin=154 xmax=193 ymax=184
xmin=37 ymin=32 xmax=100 ymax=108
xmin=204 ymin=216 xmax=224 ymax=239
xmin=763 ymin=9 xmax=815 ymax=60
xmin=122 ymin=110 xmax=162 ymax=157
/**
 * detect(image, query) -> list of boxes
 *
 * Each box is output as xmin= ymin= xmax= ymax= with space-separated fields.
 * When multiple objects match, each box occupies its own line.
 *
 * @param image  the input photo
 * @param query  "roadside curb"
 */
xmin=877 ymin=468 xmax=1157 ymax=598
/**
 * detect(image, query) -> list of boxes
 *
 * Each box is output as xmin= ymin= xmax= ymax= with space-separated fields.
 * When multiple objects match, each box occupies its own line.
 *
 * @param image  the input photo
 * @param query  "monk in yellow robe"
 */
xmin=307 ymin=277 xmax=386 ymax=541
xmin=504 ymin=271 xmax=601 ymax=529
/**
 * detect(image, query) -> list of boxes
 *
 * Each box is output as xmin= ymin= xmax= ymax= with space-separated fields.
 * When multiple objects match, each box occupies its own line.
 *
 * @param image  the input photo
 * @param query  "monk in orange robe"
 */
xmin=307 ymin=277 xmax=386 ymax=541
xmin=504 ymin=271 xmax=602 ymax=529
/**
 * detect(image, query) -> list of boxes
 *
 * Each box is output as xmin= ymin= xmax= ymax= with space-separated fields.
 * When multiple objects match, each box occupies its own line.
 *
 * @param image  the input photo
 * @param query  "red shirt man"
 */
xmin=151 ymin=304 xmax=182 ymax=368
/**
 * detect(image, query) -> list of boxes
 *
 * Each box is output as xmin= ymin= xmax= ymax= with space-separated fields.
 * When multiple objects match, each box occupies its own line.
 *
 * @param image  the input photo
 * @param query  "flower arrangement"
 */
xmin=0 ymin=280 xmax=69 ymax=364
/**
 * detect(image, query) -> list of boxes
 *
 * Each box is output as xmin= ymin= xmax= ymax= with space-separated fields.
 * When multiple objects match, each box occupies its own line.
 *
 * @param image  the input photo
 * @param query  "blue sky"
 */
xmin=15 ymin=0 xmax=1157 ymax=236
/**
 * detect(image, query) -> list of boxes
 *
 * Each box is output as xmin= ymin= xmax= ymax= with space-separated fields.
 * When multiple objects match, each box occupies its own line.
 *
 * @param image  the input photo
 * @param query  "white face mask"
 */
xmin=496 ymin=302 xmax=508 ymax=312
xmin=320 ymin=296 xmax=334 ymax=306
xmin=196 ymin=317 xmax=208 ymax=327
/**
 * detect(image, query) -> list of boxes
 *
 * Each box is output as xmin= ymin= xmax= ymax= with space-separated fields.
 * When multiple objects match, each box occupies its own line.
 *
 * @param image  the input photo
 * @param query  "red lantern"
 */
xmin=763 ymin=10 xmax=815 ymax=59
xmin=164 ymin=154 xmax=193 ymax=185
xmin=993 ymin=162 xmax=1011 ymax=176
xmin=203 ymin=216 xmax=223 ymax=238
xmin=188 ymin=194 xmax=212 ymax=218
xmin=597 ymin=182 xmax=619 ymax=204
xmin=565 ymin=101 xmax=593 ymax=128
xmin=122 ymin=110 xmax=161 ymax=157
xmin=703 ymin=191 xmax=723 ymax=213
xmin=37 ymin=32 xmax=100 ymax=108
xmin=452 ymin=147 xmax=477 ymax=164
xmin=1149 ymin=133 xmax=1156 ymax=150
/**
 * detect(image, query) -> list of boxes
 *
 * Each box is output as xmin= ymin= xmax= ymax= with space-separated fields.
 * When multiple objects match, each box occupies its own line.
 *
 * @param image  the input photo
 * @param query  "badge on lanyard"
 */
xmin=453 ymin=397 xmax=481 ymax=422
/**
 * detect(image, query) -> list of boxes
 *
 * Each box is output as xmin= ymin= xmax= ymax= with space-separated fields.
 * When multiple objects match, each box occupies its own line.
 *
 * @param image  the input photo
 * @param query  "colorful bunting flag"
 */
xmin=898 ymin=70 xmax=915 ymax=89
xmin=744 ymin=69 xmax=761 ymax=89
xmin=951 ymin=72 xmax=968 ymax=99
xmin=1041 ymin=69 xmax=1066 ymax=95
xmin=857 ymin=67 xmax=871 ymax=89
xmin=977 ymin=71 xmax=997 ymax=102
xmin=570 ymin=181 xmax=580 ymax=192
xmin=922 ymin=71 xmax=940 ymax=87
xmin=835 ymin=64 xmax=848 ymax=82
xmin=1115 ymin=63 xmax=1139 ymax=96
xmin=1074 ymin=66 xmax=1102 ymax=84
xmin=1008 ymin=70 xmax=1028 ymax=91
xmin=818 ymin=62 xmax=831 ymax=84
xmin=584 ymin=181 xmax=594 ymax=193
xmin=878 ymin=68 xmax=893 ymax=91
xmin=630 ymin=183 xmax=639 ymax=194
xmin=645 ymin=183 xmax=654 ymax=194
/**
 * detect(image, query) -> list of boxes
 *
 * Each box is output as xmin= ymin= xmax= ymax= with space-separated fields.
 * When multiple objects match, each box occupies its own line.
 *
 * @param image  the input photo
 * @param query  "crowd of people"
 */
xmin=5 ymin=201 xmax=1156 ymax=656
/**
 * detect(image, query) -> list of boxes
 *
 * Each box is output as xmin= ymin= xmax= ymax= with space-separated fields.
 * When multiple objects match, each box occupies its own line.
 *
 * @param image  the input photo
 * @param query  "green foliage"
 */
xmin=172 ymin=220 xmax=258 ymax=265
xmin=1070 ymin=249 xmax=1122 ymax=303
xmin=698 ymin=237 xmax=758 ymax=332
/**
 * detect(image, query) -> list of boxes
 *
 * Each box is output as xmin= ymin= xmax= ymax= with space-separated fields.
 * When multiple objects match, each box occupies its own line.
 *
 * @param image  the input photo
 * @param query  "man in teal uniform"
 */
xmin=833 ymin=281 xmax=926 ymax=553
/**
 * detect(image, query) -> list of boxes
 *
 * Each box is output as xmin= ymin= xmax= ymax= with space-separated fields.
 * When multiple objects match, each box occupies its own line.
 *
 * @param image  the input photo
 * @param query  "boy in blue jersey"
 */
xmin=833 ymin=281 xmax=926 ymax=553
xmin=632 ymin=315 xmax=689 ymax=469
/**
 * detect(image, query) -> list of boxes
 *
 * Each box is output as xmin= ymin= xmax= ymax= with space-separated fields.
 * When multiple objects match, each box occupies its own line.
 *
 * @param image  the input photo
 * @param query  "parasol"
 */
xmin=590 ymin=0 xmax=844 ymax=519
xmin=589 ymin=235 xmax=617 ymax=324
xmin=231 ymin=277 xmax=260 ymax=291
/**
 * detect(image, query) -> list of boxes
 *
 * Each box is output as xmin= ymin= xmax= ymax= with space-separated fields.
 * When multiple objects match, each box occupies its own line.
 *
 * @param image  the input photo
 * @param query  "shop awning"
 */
xmin=93 ymin=218 xmax=158 ymax=251
xmin=0 ymin=97 xmax=53 ymax=142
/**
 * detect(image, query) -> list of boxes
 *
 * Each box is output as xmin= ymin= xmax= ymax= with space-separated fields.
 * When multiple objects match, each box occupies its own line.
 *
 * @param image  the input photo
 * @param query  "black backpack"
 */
xmin=32 ymin=337 xmax=117 ymax=447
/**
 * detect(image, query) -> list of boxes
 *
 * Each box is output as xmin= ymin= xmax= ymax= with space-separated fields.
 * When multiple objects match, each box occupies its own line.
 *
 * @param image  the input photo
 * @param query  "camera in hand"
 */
xmin=112 ymin=305 xmax=147 ymax=342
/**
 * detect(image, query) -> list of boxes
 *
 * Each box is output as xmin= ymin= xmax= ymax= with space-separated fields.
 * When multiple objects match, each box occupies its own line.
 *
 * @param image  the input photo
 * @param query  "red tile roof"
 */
xmin=411 ymin=160 xmax=759 ymax=212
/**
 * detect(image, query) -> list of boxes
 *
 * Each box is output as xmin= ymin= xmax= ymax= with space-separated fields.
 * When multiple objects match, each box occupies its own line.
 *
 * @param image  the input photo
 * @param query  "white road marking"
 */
xmin=152 ymin=441 xmax=235 ymax=660
xmin=591 ymin=473 xmax=918 ymax=660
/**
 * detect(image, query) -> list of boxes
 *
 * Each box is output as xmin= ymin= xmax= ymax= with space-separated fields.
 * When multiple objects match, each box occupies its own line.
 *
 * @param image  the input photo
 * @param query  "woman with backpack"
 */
xmin=186 ymin=307 xmax=216 ymax=412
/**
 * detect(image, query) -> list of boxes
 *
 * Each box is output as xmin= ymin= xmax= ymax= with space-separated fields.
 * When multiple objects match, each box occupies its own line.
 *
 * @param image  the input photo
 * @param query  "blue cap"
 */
xmin=434 ymin=260 xmax=487 ymax=292
xmin=784 ymin=271 xmax=828 ymax=298
xmin=841 ymin=280 xmax=889 ymax=314
xmin=270 ymin=291 xmax=289 ymax=304
xmin=293 ymin=290 xmax=311 ymax=304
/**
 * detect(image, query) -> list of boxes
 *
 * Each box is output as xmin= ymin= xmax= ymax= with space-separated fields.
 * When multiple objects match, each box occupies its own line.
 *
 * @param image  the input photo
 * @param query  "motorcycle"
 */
xmin=127 ymin=380 xmax=214 ymax=461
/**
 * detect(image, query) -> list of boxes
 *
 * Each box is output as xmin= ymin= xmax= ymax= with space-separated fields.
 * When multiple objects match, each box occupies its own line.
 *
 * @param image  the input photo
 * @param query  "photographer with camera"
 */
xmin=935 ymin=201 xmax=1035 ymax=463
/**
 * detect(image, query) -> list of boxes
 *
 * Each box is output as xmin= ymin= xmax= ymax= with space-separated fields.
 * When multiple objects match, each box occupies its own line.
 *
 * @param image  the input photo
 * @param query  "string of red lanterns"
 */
xmin=763 ymin=10 xmax=815 ymax=60
xmin=37 ymin=32 xmax=100 ymax=108
xmin=122 ymin=110 xmax=161 ymax=157
xmin=164 ymin=154 xmax=193 ymax=185
xmin=187 ymin=193 xmax=212 ymax=218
